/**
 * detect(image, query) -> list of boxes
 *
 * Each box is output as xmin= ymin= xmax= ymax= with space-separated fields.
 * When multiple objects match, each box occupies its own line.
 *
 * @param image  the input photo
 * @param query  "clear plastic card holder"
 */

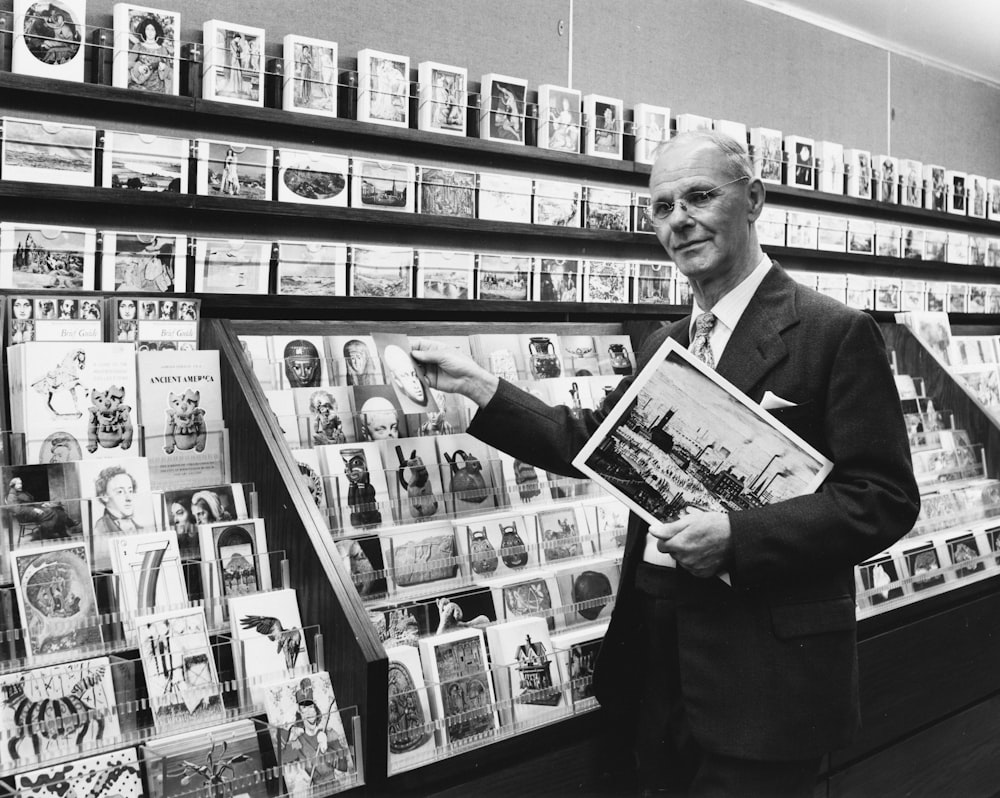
xmin=23 ymin=425 xmax=146 ymax=466
xmin=223 ymin=622 xmax=324 ymax=711
xmin=323 ymin=475 xmax=395 ymax=536
xmin=0 ymin=432 xmax=27 ymax=467
xmin=909 ymin=479 xmax=1000 ymax=537
xmin=0 ymin=738 xmax=145 ymax=797
xmin=387 ymin=675 xmax=437 ymax=774
xmin=143 ymin=428 xmax=231 ymax=491
xmin=197 ymin=547 xmax=288 ymax=632
xmin=912 ymin=443 xmax=986 ymax=487
xmin=2 ymin=495 xmax=93 ymax=583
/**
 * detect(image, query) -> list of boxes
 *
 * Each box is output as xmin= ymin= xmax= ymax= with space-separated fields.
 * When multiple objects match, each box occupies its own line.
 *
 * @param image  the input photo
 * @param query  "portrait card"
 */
xmin=113 ymin=3 xmax=180 ymax=94
xmin=14 ymin=746 xmax=144 ymax=797
xmin=316 ymin=441 xmax=391 ymax=534
xmin=100 ymin=231 xmax=187 ymax=293
xmin=371 ymin=332 xmax=438 ymax=415
xmin=202 ymin=19 xmax=265 ymax=107
xmin=135 ymin=606 xmax=226 ymax=731
xmin=192 ymin=237 xmax=271 ymax=294
xmin=275 ymin=240 xmax=347 ymax=297
xmin=349 ymin=244 xmax=414 ymax=298
xmin=383 ymin=436 xmax=447 ymax=524
xmin=988 ymin=178 xmax=1000 ymax=221
xmin=351 ymin=159 xmax=415 ymax=213
xmin=585 ymin=186 xmax=631 ymax=232
xmin=357 ymin=47 xmax=411 ymax=128
xmin=634 ymin=103 xmax=671 ymax=165
xmin=459 ymin=511 xmax=537 ymax=576
xmin=583 ymin=94 xmax=623 ymax=159
xmin=876 ymin=154 xmax=898 ymax=204
xmin=899 ymin=159 xmax=923 ymax=208
xmin=198 ymin=517 xmax=272 ymax=627
xmin=6 ymin=293 xmax=102 ymax=344
xmin=101 ymin=130 xmax=187 ymax=193
xmin=749 ymin=127 xmax=783 ymax=184
xmin=276 ymin=149 xmax=348 ymax=206
xmin=160 ymin=483 xmax=249 ymax=556
xmin=634 ymin=194 xmax=655 ymax=235
xmin=475 ymin=254 xmax=532 ymax=302
xmin=270 ymin=333 xmax=331 ymax=389
xmin=486 ymin=616 xmax=564 ymax=728
xmin=533 ymin=258 xmax=581 ymax=302
xmin=326 ymin=334 xmax=383 ymax=388
xmin=533 ymin=179 xmax=581 ymax=227
xmin=417 ymin=60 xmax=467 ymax=136
xmin=946 ymin=169 xmax=968 ymax=215
xmin=923 ymin=164 xmax=947 ymax=212
xmin=477 ymin=172 xmax=532 ymax=224
xmin=12 ymin=541 xmax=103 ymax=660
xmin=0 ymin=222 xmax=95 ymax=291
xmin=386 ymin=644 xmax=436 ymax=770
xmin=550 ymin=621 xmax=609 ymax=707
xmin=572 ymin=338 xmax=833 ymax=534
xmin=584 ymin=260 xmax=630 ymax=304
xmin=415 ymin=248 xmax=474 ymax=299
xmin=784 ymin=135 xmax=815 ymax=190
xmin=844 ymin=148 xmax=873 ymax=200
xmin=282 ymin=34 xmax=338 ymax=117
xmin=12 ymin=0 xmax=86 ymax=82
xmin=381 ymin=521 xmax=463 ymax=597
xmin=418 ymin=166 xmax=476 ymax=217
xmin=2 ymin=116 xmax=95 ymax=187
xmin=195 ymin=139 xmax=273 ymax=201
xmin=480 ymin=73 xmax=528 ymax=145
xmin=968 ymin=175 xmax=988 ymax=220
xmin=537 ymin=84 xmax=582 ymax=154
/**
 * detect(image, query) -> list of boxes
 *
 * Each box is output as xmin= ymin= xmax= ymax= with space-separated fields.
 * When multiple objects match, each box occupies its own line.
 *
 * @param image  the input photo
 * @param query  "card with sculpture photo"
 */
xmin=371 ymin=330 xmax=438 ymax=415
xmin=282 ymin=34 xmax=338 ymax=117
xmin=417 ymin=60 xmax=468 ymax=136
xmin=480 ymin=73 xmax=527 ymax=145
xmin=113 ymin=3 xmax=179 ymax=95
xmin=381 ymin=521 xmax=463 ymax=597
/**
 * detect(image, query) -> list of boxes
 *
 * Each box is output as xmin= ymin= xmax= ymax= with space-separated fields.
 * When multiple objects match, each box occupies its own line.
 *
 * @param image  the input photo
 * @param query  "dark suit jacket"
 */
xmin=468 ymin=263 xmax=920 ymax=760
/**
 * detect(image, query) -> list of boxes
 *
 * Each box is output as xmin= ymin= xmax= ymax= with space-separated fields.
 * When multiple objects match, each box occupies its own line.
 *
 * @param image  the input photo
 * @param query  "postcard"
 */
xmin=418 ymin=166 xmax=476 ymax=217
xmin=2 ymin=116 xmax=95 ymax=186
xmin=486 ymin=616 xmax=563 ymax=728
xmin=551 ymin=621 xmax=609 ymax=707
xmin=198 ymin=517 xmax=271 ymax=626
xmin=923 ymin=165 xmax=946 ymax=212
xmin=192 ymin=237 xmax=270 ymax=294
xmin=110 ymin=529 xmax=188 ymax=632
xmin=476 ymin=254 xmax=531 ymax=301
xmin=458 ymin=512 xmax=537 ymax=576
xmin=845 ymin=148 xmax=873 ymax=200
xmin=584 ymin=260 xmax=630 ymax=304
xmin=784 ymin=135 xmax=814 ymax=190
xmin=351 ymin=159 xmax=415 ymax=213
xmin=417 ymin=60 xmax=467 ymax=136
xmin=371 ymin=332 xmax=438 ymax=416
xmin=480 ymin=73 xmax=527 ymax=145
xmin=634 ymin=103 xmax=671 ymax=165
xmin=350 ymin=244 xmax=413 ymax=298
xmin=357 ymin=47 xmax=410 ymax=128
xmin=0 ymin=222 xmax=95 ymax=291
xmin=436 ymin=432 xmax=501 ymax=515
xmin=202 ymin=19 xmax=265 ymax=107
xmin=534 ymin=179 xmax=581 ymax=227
xmin=585 ymin=187 xmax=631 ymax=232
xmin=382 ymin=521 xmax=462 ymax=597
xmin=477 ymin=172 xmax=532 ymax=224
xmin=160 ymin=482 xmax=249 ymax=558
xmin=552 ymin=557 xmax=619 ymax=626
xmin=195 ymin=139 xmax=273 ymax=201
xmin=276 ymin=148 xmax=348 ymax=206
xmin=386 ymin=644 xmax=435 ymax=770
xmin=537 ymin=84 xmax=581 ymax=154
xmin=102 ymin=130 xmax=187 ymax=193
xmin=583 ymin=94 xmax=623 ymax=159
xmin=282 ymin=34 xmax=338 ymax=117
xmin=534 ymin=258 xmax=581 ymax=302
xmin=326 ymin=333 xmax=382 ymax=388
xmin=814 ymin=140 xmax=843 ymax=194
xmin=489 ymin=570 xmax=561 ymax=631
xmin=229 ymin=588 xmax=309 ymax=703
xmin=749 ymin=127 xmax=783 ymax=184
xmin=113 ymin=3 xmax=180 ymax=94
xmin=14 ymin=746 xmax=144 ymax=797
xmin=100 ymin=231 xmax=186 ymax=293
xmin=572 ymin=338 xmax=833 ymax=534
xmin=899 ymin=159 xmax=923 ymax=207
xmin=316 ymin=441 xmax=390 ymax=534
xmin=633 ymin=260 xmax=673 ymax=304
xmin=415 ymin=248 xmax=474 ymax=299
xmin=275 ymin=240 xmax=347 ymax=296
xmin=12 ymin=0 xmax=86 ymax=81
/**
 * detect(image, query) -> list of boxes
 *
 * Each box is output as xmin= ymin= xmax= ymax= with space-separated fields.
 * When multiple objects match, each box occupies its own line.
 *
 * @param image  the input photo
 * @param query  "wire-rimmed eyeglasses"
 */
xmin=645 ymin=176 xmax=750 ymax=224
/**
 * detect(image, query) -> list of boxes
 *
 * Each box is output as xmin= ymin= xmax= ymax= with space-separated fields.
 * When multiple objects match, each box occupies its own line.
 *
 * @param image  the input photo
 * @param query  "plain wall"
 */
xmin=3 ymin=0 xmax=999 ymax=175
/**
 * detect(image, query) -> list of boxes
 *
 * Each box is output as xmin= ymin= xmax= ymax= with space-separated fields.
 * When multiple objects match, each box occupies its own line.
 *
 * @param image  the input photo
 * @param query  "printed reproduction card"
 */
xmin=113 ymin=3 xmax=180 ymax=95
xmin=15 ymin=746 xmax=144 ymax=797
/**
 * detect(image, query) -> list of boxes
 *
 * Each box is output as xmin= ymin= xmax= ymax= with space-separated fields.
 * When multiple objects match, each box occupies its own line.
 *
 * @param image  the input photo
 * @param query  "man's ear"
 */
xmin=747 ymin=177 xmax=766 ymax=223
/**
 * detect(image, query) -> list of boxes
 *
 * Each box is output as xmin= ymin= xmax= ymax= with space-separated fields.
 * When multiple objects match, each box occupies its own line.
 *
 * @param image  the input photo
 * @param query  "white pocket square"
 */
xmin=761 ymin=390 xmax=799 ymax=411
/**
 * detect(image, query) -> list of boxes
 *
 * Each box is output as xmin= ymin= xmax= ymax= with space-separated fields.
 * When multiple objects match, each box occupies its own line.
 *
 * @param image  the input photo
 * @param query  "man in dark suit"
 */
xmin=413 ymin=131 xmax=919 ymax=796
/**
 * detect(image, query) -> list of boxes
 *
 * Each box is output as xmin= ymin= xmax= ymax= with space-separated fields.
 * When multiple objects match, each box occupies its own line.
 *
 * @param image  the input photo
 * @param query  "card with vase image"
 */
xmin=749 ymin=127 xmax=782 ymax=184
xmin=559 ymin=334 xmax=601 ymax=376
xmin=584 ymin=260 xmax=630 ymax=304
xmin=537 ymin=84 xmax=581 ymax=154
xmin=476 ymin=254 xmax=532 ymax=301
xmin=417 ymin=60 xmax=467 ymax=136
xmin=0 ymin=222 xmax=95 ymax=291
xmin=435 ymin=432 xmax=501 ymax=515
xmin=383 ymin=436 xmax=447 ymax=524
xmin=415 ymin=248 xmax=474 ymax=299
xmin=12 ymin=541 xmax=103 ymax=660
xmin=195 ymin=139 xmax=273 ymax=201
xmin=634 ymin=103 xmax=671 ymax=165
xmin=0 ymin=657 xmax=121 ymax=770
xmin=14 ymin=746 xmax=144 ymax=797
xmin=534 ymin=258 xmax=581 ymax=302
xmin=282 ymin=34 xmax=338 ymax=117
xmin=349 ymin=244 xmax=413 ymax=298
xmin=459 ymin=511 xmax=537 ymax=576
xmin=486 ymin=616 xmax=564 ymax=728
xmin=519 ymin=332 xmax=565 ymax=379
xmin=2 ymin=116 xmax=95 ymax=186
xmin=583 ymin=94 xmax=623 ymax=159
xmin=100 ymin=231 xmax=186 ymax=293
xmin=101 ymin=130 xmax=187 ymax=193
xmin=275 ymin=240 xmax=347 ymax=297
xmin=136 ymin=606 xmax=226 ymax=732
xmin=357 ymin=48 xmax=410 ymax=128
xmin=276 ymin=149 xmax=348 ymax=206
xmin=12 ymin=0 xmax=86 ymax=82
xmin=198 ymin=517 xmax=271 ymax=626
xmin=202 ymin=19 xmax=265 ymax=107
xmin=477 ymin=172 xmax=532 ymax=224
xmin=595 ymin=334 xmax=636 ymax=377
xmin=386 ymin=643 xmax=436 ymax=771
xmin=418 ymin=166 xmax=476 ymax=217
xmin=351 ymin=158 xmax=415 ymax=213
xmin=585 ymin=186 xmax=631 ymax=232
xmin=480 ymin=73 xmax=527 ymax=145
xmin=113 ymin=3 xmax=179 ymax=94
xmin=552 ymin=556 xmax=620 ymax=626
xmin=533 ymin=179 xmax=581 ymax=227
xmin=192 ymin=236 xmax=270 ymax=294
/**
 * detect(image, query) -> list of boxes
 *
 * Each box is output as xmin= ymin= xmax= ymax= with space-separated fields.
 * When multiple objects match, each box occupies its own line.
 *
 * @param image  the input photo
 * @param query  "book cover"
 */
xmin=6 ymin=294 xmax=103 ymax=344
xmin=275 ymin=240 xmax=347 ymax=297
xmin=12 ymin=0 xmax=86 ymax=81
xmin=536 ymin=84 xmax=581 ymax=154
xmin=201 ymin=19 xmax=265 ymax=107
xmin=282 ymin=34 xmax=338 ymax=117
xmin=480 ymin=73 xmax=527 ymax=145
xmin=357 ymin=47 xmax=410 ymax=128
xmin=276 ymin=149 xmax=348 ymax=206
xmin=417 ymin=60 xmax=467 ymax=136
xmin=0 ymin=222 xmax=95 ymax=291
xmin=112 ymin=3 xmax=179 ymax=94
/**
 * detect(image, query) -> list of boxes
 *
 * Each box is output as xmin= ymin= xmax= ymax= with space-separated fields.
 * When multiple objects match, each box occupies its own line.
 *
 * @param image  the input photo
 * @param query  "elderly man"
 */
xmin=413 ymin=131 xmax=919 ymax=796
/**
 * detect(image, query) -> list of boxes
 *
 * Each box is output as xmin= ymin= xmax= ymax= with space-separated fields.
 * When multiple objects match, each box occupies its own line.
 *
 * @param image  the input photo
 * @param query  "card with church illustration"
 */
xmin=486 ymin=616 xmax=565 ymax=728
xmin=419 ymin=626 xmax=499 ymax=745
xmin=550 ymin=620 xmax=609 ymax=708
xmin=316 ymin=441 xmax=391 ymax=534
xmin=110 ymin=529 xmax=188 ymax=635
xmin=476 ymin=253 xmax=532 ymax=302
xmin=382 ymin=436 xmax=447 ymax=525
xmin=197 ymin=517 xmax=271 ymax=627
xmin=135 ymin=605 xmax=225 ymax=732
xmin=276 ymin=149 xmax=348 ymax=207
xmin=12 ymin=0 xmax=85 ymax=80
xmin=417 ymin=166 xmax=476 ymax=218
xmin=349 ymin=244 xmax=414 ymax=298
xmin=417 ymin=60 xmax=468 ymax=136
xmin=12 ymin=541 xmax=103 ymax=660
xmin=476 ymin=172 xmax=532 ymax=224
xmin=0 ymin=656 xmax=121 ymax=770
xmin=291 ymin=385 xmax=356 ymax=446
xmin=584 ymin=260 xmax=630 ymax=304
xmin=572 ymin=338 xmax=833 ymax=538
xmin=282 ymin=34 xmax=338 ymax=117
xmin=385 ymin=643 xmax=436 ymax=772
xmin=551 ymin=556 xmax=620 ymax=627
xmin=101 ymin=130 xmax=187 ymax=193
xmin=14 ymin=745 xmax=144 ymax=798
xmin=262 ymin=671 xmax=355 ymax=795
xmin=350 ymin=159 xmax=416 ymax=213
xmin=415 ymin=248 xmax=474 ymax=299
xmin=357 ymin=47 xmax=411 ymax=128
xmin=6 ymin=293 xmax=102 ymax=345
xmin=435 ymin=432 xmax=502 ymax=515
xmin=202 ymin=19 xmax=265 ymax=107
xmin=112 ymin=3 xmax=180 ymax=95
xmin=489 ymin=569 xmax=561 ymax=631
xmin=381 ymin=521 xmax=463 ymax=598
xmin=533 ymin=179 xmax=581 ymax=227
xmin=143 ymin=719 xmax=268 ymax=798
xmin=457 ymin=511 xmax=538 ymax=577
xmin=1 ymin=116 xmax=94 ymax=187
xmin=583 ymin=93 xmax=623 ymax=159
xmin=0 ymin=222 xmax=95 ymax=291
xmin=479 ymin=73 xmax=527 ymax=145
xmin=536 ymin=84 xmax=581 ymax=154
xmin=634 ymin=103 xmax=671 ymax=165
xmin=100 ymin=231 xmax=187 ymax=293
xmin=195 ymin=139 xmax=273 ymax=201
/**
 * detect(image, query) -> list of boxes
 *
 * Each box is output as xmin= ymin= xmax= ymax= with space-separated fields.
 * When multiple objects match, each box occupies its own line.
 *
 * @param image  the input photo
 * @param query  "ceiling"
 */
xmin=745 ymin=0 xmax=1000 ymax=87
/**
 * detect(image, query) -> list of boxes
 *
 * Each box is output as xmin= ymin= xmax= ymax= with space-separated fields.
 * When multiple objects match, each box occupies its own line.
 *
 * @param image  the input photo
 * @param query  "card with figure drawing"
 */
xmin=486 ymin=616 xmax=564 ymax=728
xmin=381 ymin=521 xmax=463 ymax=597
xmin=415 ymin=248 xmax=474 ymax=299
xmin=419 ymin=627 xmax=498 ymax=744
xmin=968 ymin=174 xmax=987 ymax=219
xmin=202 ymin=19 xmax=264 ymax=107
xmin=537 ymin=84 xmax=581 ymax=154
xmin=533 ymin=258 xmax=581 ymax=302
xmin=12 ymin=0 xmax=86 ymax=81
xmin=844 ymin=148 xmax=872 ymax=200
xmin=0 ymin=657 xmax=121 ymax=770
xmin=6 ymin=293 xmax=101 ymax=345
xmin=899 ymin=159 xmax=923 ymax=207
xmin=349 ymin=244 xmax=414 ymax=298
xmin=988 ymin=178 xmax=1000 ymax=221
xmin=195 ymin=139 xmax=273 ymax=201
xmin=634 ymin=103 xmax=670 ymax=165
xmin=276 ymin=149 xmax=348 ymax=207
xmin=584 ymin=260 xmax=630 ymax=304
xmin=112 ymin=3 xmax=179 ymax=95
xmin=100 ymin=231 xmax=186 ymax=293
xmin=923 ymin=164 xmax=947 ymax=212
xmin=458 ymin=511 xmax=537 ymax=576
xmin=477 ymin=172 xmax=532 ymax=224
xmin=192 ymin=236 xmax=270 ymax=294
xmin=417 ymin=60 xmax=467 ymax=136
xmin=316 ymin=441 xmax=391 ymax=534
xmin=572 ymin=338 xmax=833 ymax=531
xmin=784 ymin=135 xmax=814 ymax=190
xmin=275 ymin=240 xmax=346 ymax=297
xmin=946 ymin=169 xmax=968 ymax=215
xmin=385 ymin=643 xmax=435 ymax=770
xmin=533 ymin=179 xmax=581 ymax=227
xmin=583 ymin=94 xmax=623 ymax=159
xmin=0 ymin=222 xmax=95 ymax=291
xmin=550 ymin=621 xmax=609 ymax=708
xmin=489 ymin=570 xmax=561 ymax=631
xmin=101 ymin=130 xmax=187 ymax=193
xmin=262 ymin=671 xmax=354 ymax=795
xmin=2 ymin=116 xmax=94 ymax=187
xmin=418 ymin=167 xmax=476 ymax=218
xmin=229 ymin=588 xmax=309 ymax=703
xmin=282 ymin=34 xmax=338 ymax=117
xmin=14 ymin=746 xmax=144 ymax=797
xmin=198 ymin=518 xmax=271 ymax=627
xmin=357 ymin=48 xmax=410 ymax=128
xmin=876 ymin=154 xmax=898 ymax=203
xmin=585 ymin=187 xmax=631 ymax=232
xmin=12 ymin=541 xmax=102 ymax=659
xmin=480 ymin=73 xmax=527 ymax=145
xmin=136 ymin=606 xmax=225 ymax=732
xmin=476 ymin=254 xmax=531 ymax=301
xmin=813 ymin=140 xmax=843 ymax=194
xmin=350 ymin=159 xmax=415 ymax=213
xmin=749 ymin=127 xmax=782 ymax=184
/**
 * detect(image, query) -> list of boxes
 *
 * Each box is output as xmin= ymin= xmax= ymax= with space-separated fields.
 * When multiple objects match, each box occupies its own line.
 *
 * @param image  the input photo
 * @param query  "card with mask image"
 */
xmin=371 ymin=332 xmax=438 ymax=415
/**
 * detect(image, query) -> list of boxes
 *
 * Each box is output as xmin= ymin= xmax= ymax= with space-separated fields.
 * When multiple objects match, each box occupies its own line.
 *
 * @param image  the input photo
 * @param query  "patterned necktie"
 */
xmin=691 ymin=312 xmax=717 ymax=368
